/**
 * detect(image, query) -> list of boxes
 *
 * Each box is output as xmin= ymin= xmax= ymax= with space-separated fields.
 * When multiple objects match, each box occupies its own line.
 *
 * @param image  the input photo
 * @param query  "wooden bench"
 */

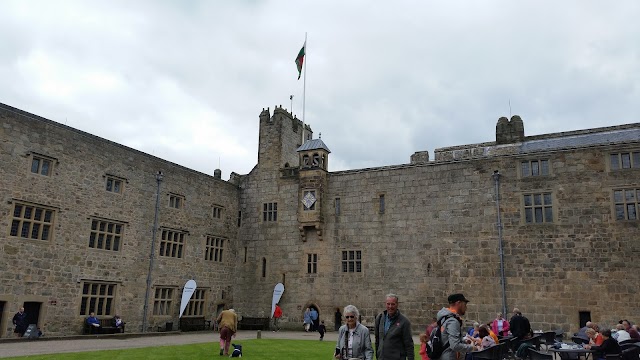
xmin=179 ymin=316 xmax=206 ymax=331
xmin=83 ymin=318 xmax=125 ymax=334
xmin=237 ymin=317 xmax=270 ymax=330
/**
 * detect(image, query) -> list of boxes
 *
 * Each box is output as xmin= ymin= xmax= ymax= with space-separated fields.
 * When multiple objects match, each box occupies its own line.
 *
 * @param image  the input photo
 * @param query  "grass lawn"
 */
xmin=4 ymin=339 xmax=422 ymax=359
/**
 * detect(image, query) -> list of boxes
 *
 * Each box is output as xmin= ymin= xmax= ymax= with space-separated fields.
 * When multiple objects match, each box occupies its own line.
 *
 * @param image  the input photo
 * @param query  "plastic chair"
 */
xmin=470 ymin=345 xmax=499 ymax=360
xmin=619 ymin=339 xmax=638 ymax=346
xmin=528 ymin=348 xmax=554 ymax=360
xmin=571 ymin=336 xmax=588 ymax=345
xmin=619 ymin=343 xmax=637 ymax=351
xmin=496 ymin=342 xmax=509 ymax=360
xmin=541 ymin=331 xmax=557 ymax=348
xmin=621 ymin=346 xmax=640 ymax=360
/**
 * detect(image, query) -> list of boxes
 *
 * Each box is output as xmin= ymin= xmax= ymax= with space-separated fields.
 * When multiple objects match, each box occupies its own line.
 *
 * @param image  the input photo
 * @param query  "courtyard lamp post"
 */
xmin=142 ymin=170 xmax=163 ymax=332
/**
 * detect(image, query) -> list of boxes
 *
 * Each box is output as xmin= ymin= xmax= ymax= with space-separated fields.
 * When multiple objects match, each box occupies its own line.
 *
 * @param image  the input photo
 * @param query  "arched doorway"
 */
xmin=303 ymin=303 xmax=320 ymax=332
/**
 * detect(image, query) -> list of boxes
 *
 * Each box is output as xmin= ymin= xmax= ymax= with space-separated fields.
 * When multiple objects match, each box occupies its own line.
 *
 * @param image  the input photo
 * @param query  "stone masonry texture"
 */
xmin=0 ymin=102 xmax=638 ymax=338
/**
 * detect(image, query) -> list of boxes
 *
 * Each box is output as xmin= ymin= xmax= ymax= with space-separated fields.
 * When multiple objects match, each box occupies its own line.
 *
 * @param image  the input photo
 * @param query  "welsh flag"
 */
xmin=295 ymin=42 xmax=305 ymax=80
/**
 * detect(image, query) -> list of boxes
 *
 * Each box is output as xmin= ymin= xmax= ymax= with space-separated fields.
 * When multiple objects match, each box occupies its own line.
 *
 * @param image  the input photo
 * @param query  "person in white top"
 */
xmin=335 ymin=305 xmax=373 ymax=360
xmin=491 ymin=312 xmax=510 ymax=337
xmin=613 ymin=324 xmax=631 ymax=342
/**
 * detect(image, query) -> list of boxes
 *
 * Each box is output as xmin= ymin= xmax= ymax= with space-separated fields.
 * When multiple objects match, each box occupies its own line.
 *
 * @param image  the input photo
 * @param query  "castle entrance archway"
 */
xmin=303 ymin=302 xmax=320 ymax=331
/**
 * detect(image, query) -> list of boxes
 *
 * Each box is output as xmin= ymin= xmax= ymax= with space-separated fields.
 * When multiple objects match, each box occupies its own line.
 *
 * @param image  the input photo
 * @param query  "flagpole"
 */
xmin=301 ymin=32 xmax=307 ymax=145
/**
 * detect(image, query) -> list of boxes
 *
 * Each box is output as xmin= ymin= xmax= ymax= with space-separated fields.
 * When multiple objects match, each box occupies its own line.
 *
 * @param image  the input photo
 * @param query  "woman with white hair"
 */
xmin=334 ymin=305 xmax=373 ymax=360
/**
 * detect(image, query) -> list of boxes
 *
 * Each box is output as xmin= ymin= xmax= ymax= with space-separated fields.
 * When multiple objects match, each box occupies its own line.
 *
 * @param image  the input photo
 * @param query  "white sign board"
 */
xmin=271 ymin=282 xmax=285 ymax=317
xmin=179 ymin=279 xmax=197 ymax=318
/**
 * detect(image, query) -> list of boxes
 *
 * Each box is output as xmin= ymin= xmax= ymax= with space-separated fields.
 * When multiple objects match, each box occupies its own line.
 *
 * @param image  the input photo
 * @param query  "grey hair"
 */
xmin=343 ymin=305 xmax=360 ymax=319
xmin=386 ymin=293 xmax=399 ymax=302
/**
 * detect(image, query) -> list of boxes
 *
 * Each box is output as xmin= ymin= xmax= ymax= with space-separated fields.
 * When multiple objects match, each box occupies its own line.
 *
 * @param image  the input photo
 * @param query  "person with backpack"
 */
xmin=432 ymin=294 xmax=477 ymax=360
xmin=374 ymin=293 xmax=414 ymax=360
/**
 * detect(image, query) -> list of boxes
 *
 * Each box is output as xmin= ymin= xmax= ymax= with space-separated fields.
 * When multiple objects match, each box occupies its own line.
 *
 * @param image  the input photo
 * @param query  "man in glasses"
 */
xmin=374 ymin=293 xmax=414 ymax=360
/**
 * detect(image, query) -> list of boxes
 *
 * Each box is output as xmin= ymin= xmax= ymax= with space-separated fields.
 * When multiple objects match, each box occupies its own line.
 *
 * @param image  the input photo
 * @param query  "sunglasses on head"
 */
xmin=345 ymin=315 xmax=355 ymax=319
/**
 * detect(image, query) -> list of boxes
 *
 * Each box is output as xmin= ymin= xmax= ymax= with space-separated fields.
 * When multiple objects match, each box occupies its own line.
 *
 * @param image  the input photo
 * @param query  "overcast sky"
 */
xmin=2 ymin=1 xmax=639 ymax=179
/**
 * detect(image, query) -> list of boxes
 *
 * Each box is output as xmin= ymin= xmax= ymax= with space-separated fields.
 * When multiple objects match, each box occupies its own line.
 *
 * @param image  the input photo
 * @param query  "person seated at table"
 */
xmin=575 ymin=321 xmax=593 ymax=342
xmin=585 ymin=329 xmax=620 ymax=360
xmin=114 ymin=315 xmax=125 ymax=333
xmin=620 ymin=320 xmax=640 ymax=340
xmin=468 ymin=322 xmax=480 ymax=338
xmin=613 ymin=324 xmax=630 ymax=342
xmin=480 ymin=324 xmax=500 ymax=344
xmin=86 ymin=312 xmax=101 ymax=334
xmin=478 ymin=326 xmax=497 ymax=350
xmin=586 ymin=328 xmax=603 ymax=346
xmin=464 ymin=326 xmax=496 ymax=360
xmin=492 ymin=313 xmax=510 ymax=338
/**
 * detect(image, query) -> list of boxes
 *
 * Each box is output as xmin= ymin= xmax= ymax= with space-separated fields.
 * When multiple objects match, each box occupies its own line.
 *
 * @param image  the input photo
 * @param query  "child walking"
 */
xmin=318 ymin=320 xmax=326 ymax=341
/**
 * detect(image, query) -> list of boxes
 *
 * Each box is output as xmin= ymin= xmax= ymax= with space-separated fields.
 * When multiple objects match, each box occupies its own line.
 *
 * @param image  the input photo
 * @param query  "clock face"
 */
xmin=302 ymin=191 xmax=317 ymax=209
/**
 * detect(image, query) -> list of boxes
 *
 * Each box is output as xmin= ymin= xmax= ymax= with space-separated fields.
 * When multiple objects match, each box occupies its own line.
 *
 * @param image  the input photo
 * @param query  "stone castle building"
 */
xmin=1 ymin=102 xmax=639 ymax=337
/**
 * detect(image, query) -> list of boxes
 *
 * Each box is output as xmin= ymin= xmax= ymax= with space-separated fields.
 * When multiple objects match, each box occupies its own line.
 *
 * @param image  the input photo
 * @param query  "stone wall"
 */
xmin=0 ymin=104 xmax=239 ymax=337
xmin=1 ymin=102 xmax=639 ymax=338
xmin=235 ymin=122 xmax=640 ymax=334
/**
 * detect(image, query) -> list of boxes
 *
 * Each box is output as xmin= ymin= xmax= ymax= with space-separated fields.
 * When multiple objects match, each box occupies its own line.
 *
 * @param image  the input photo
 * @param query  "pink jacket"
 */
xmin=492 ymin=319 xmax=510 ymax=337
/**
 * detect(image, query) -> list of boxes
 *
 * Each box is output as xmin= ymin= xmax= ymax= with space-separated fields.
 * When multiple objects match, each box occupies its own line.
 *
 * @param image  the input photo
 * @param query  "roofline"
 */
xmin=0 ymin=102 xmax=238 ymax=188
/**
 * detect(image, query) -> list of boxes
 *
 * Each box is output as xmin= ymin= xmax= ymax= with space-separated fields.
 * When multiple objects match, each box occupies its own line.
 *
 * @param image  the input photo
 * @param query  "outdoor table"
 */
xmin=548 ymin=344 xmax=596 ymax=360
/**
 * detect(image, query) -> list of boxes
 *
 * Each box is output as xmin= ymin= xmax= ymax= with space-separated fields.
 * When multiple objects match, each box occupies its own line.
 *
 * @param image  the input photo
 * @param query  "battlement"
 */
xmin=433 ymin=118 xmax=640 ymax=161
xmin=259 ymin=105 xmax=312 ymax=133
xmin=257 ymin=105 xmax=313 ymax=172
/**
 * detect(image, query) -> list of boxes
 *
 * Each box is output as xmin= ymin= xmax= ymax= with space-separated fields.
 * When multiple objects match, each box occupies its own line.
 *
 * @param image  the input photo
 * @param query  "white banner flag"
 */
xmin=179 ymin=279 xmax=197 ymax=318
xmin=271 ymin=282 xmax=285 ymax=317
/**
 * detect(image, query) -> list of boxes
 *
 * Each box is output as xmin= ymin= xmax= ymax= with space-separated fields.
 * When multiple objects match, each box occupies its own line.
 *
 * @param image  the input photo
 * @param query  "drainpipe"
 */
xmin=142 ymin=170 xmax=163 ymax=332
xmin=493 ymin=170 xmax=507 ymax=317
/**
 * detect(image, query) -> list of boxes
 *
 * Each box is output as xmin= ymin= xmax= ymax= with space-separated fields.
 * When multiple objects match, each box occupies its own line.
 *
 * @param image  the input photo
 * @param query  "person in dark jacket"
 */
xmin=585 ymin=329 xmax=620 ymax=360
xmin=335 ymin=307 xmax=342 ymax=331
xmin=12 ymin=307 xmax=28 ymax=337
xmin=374 ymin=293 xmax=414 ymax=360
xmin=509 ymin=308 xmax=532 ymax=339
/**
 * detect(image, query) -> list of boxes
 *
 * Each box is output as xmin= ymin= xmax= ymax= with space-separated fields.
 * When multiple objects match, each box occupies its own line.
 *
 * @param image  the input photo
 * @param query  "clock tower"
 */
xmin=296 ymin=138 xmax=330 ymax=241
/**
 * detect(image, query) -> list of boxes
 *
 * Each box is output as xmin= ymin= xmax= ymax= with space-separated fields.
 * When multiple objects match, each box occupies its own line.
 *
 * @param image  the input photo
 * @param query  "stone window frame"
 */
xmin=153 ymin=286 xmax=176 ymax=316
xmin=307 ymin=253 xmax=318 ymax=274
xmin=522 ymin=192 xmax=554 ymax=224
xmin=519 ymin=159 xmax=551 ymax=178
xmin=609 ymin=150 xmax=640 ymax=171
xmin=168 ymin=193 xmax=185 ymax=210
xmin=205 ymin=235 xmax=226 ymax=263
xmin=212 ymin=205 xmax=223 ymax=219
xmin=104 ymin=174 xmax=127 ymax=194
xmin=28 ymin=152 xmax=57 ymax=177
xmin=335 ymin=197 xmax=341 ymax=216
xmin=612 ymin=187 xmax=639 ymax=221
xmin=79 ymin=281 xmax=117 ymax=316
xmin=159 ymin=228 xmax=187 ymax=258
xmin=88 ymin=217 xmax=125 ymax=252
xmin=9 ymin=200 xmax=56 ymax=242
xmin=263 ymin=202 xmax=278 ymax=222
xmin=341 ymin=250 xmax=362 ymax=273
xmin=378 ymin=194 xmax=385 ymax=214
xmin=302 ymin=190 xmax=317 ymax=211
xmin=182 ymin=288 xmax=207 ymax=317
